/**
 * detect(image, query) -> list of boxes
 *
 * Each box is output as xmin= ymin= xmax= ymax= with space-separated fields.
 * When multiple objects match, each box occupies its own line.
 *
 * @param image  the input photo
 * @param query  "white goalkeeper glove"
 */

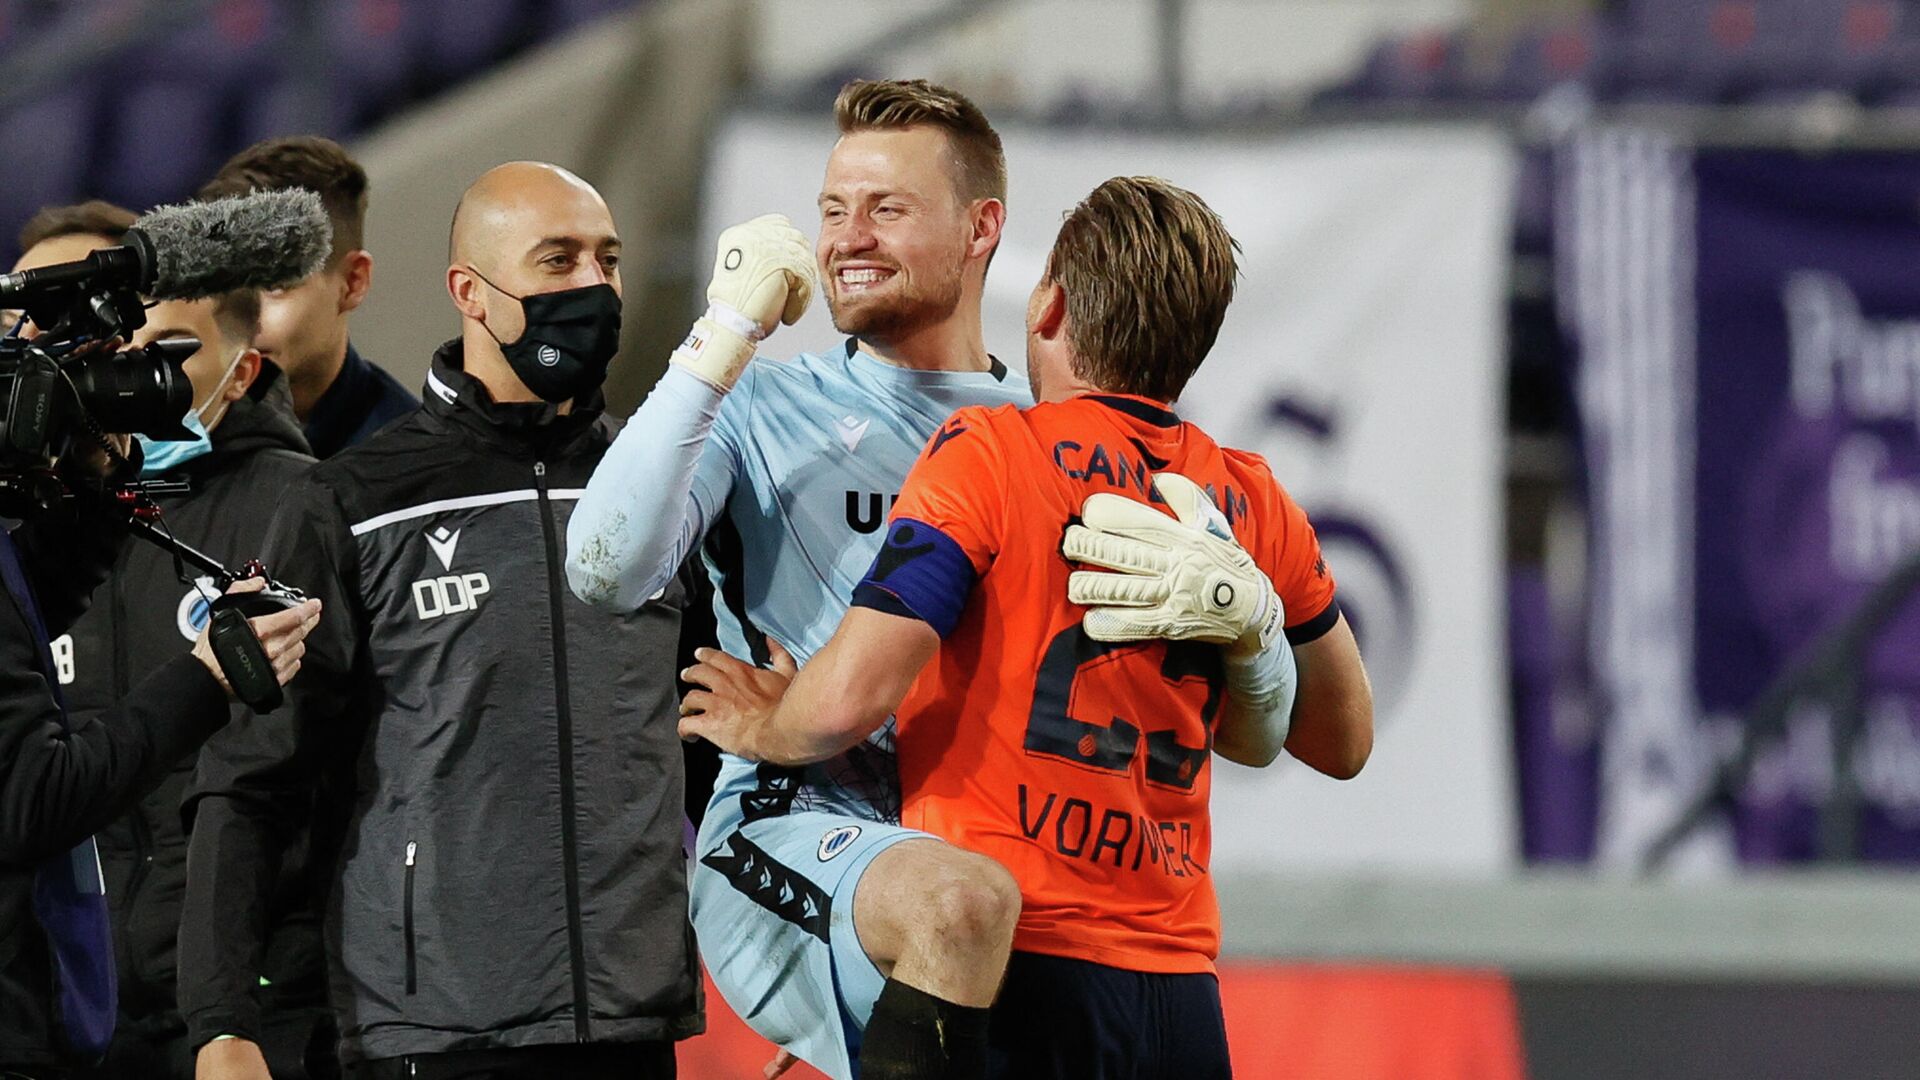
xmin=1063 ymin=472 xmax=1283 ymax=657
xmin=670 ymin=214 xmax=817 ymax=392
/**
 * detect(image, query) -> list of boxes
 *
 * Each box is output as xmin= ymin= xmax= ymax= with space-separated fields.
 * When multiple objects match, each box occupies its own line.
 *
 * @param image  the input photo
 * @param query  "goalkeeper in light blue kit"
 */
xmin=567 ymin=80 xmax=1037 ymax=1080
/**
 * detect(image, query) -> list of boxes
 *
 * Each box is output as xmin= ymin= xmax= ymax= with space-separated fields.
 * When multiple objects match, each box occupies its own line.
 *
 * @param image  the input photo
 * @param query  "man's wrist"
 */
xmin=669 ymin=314 xmax=756 ymax=392
xmin=1229 ymin=585 xmax=1284 ymax=658
xmin=702 ymin=300 xmax=765 ymax=343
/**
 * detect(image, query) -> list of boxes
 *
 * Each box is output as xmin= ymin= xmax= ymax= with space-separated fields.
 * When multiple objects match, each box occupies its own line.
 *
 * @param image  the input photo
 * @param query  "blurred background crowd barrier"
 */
xmin=7 ymin=0 xmax=1920 ymax=1076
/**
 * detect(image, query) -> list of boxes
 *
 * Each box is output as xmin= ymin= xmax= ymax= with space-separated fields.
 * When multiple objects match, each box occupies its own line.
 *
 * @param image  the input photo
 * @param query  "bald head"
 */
xmin=446 ymin=162 xmax=624 ymax=402
xmin=449 ymin=161 xmax=617 ymax=271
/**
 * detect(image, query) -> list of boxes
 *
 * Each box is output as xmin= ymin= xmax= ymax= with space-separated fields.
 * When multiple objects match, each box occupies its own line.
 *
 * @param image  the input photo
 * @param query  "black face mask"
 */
xmin=470 ymin=268 xmax=622 ymax=403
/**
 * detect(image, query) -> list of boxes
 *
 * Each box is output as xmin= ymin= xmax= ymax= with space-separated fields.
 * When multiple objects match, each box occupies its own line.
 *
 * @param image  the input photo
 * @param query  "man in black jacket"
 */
xmin=182 ymin=162 xmax=705 ymax=1080
xmin=197 ymin=137 xmax=416 ymax=460
xmin=0 ymin=398 xmax=321 ymax=1078
xmin=36 ymin=264 xmax=320 ymax=1079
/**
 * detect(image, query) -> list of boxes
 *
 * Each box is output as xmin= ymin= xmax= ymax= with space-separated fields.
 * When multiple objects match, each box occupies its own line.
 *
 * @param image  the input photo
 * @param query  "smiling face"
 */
xmin=816 ymin=126 xmax=976 ymax=342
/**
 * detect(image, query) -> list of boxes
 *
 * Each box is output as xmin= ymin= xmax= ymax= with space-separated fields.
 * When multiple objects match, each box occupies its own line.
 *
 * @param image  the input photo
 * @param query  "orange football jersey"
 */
xmin=855 ymin=393 xmax=1338 ymax=974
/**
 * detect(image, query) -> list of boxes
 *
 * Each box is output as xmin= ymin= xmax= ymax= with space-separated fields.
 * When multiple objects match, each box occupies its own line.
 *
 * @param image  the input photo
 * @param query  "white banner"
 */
xmin=704 ymin=115 xmax=1518 ymax=873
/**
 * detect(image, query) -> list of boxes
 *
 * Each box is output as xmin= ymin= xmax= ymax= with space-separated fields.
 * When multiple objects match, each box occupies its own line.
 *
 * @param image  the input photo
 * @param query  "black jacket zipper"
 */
xmin=535 ymin=460 xmax=592 ymax=1041
xmin=403 ymin=840 xmax=418 ymax=994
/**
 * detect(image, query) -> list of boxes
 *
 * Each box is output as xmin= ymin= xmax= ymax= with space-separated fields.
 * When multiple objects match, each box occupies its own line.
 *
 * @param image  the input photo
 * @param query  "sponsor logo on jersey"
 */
xmin=413 ymin=574 xmax=491 ymax=620
xmin=426 ymin=526 xmax=461 ymax=572
xmin=818 ymin=825 xmax=862 ymax=861
xmin=413 ymin=525 xmax=489 ymax=619
xmin=844 ymin=490 xmax=901 ymax=534
xmin=927 ymin=418 xmax=969 ymax=458
xmin=834 ymin=414 xmax=871 ymax=453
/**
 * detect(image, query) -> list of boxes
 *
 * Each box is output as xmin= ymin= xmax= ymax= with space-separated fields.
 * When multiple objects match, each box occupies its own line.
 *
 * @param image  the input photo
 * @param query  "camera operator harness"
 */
xmin=0 ymin=189 xmax=332 ymax=712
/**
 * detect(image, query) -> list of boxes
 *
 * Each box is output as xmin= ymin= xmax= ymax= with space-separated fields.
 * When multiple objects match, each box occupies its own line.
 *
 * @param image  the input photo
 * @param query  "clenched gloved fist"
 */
xmin=670 ymin=214 xmax=817 ymax=392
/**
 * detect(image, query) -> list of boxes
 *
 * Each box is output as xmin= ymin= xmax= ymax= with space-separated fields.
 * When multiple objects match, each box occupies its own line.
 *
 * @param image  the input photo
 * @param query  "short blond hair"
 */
xmin=1045 ymin=177 xmax=1240 ymax=402
xmin=834 ymin=78 xmax=1007 ymax=205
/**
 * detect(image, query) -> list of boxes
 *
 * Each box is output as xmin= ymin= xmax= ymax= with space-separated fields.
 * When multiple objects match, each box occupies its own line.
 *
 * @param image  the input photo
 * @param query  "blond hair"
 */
xmin=1046 ymin=177 xmax=1241 ymax=401
xmin=834 ymin=79 xmax=1007 ymax=204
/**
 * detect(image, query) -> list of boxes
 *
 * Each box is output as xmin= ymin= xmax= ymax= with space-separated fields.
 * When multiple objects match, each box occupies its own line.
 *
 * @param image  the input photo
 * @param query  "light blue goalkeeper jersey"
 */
xmin=567 ymin=338 xmax=1029 ymax=821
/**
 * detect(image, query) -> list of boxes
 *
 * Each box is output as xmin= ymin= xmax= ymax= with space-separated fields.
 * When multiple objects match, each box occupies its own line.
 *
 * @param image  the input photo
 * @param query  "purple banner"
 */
xmin=1564 ymin=134 xmax=1920 ymax=866
xmin=1695 ymin=150 xmax=1920 ymax=861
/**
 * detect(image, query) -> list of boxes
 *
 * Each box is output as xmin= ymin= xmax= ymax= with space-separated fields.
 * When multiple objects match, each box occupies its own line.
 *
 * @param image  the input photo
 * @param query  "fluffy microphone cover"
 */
xmin=133 ymin=188 xmax=334 ymax=299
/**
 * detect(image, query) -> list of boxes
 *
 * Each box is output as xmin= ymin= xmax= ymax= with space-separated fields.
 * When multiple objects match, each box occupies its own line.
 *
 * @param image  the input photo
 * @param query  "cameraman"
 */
xmin=0 ymin=396 xmax=320 ymax=1077
xmin=33 ymin=225 xmax=317 ymax=1079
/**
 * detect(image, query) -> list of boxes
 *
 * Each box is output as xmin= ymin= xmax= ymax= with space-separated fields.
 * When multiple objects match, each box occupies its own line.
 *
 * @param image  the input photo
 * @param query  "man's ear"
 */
xmin=1032 ymin=279 xmax=1067 ymax=340
xmin=447 ymin=262 xmax=486 ymax=321
xmin=970 ymin=197 xmax=1006 ymax=263
xmin=338 ymin=250 xmax=374 ymax=314
xmin=227 ymin=348 xmax=263 ymax=399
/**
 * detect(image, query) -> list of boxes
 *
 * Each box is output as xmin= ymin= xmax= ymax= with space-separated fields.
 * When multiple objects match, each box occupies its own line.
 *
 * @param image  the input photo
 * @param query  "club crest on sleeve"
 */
xmin=817 ymin=825 xmax=862 ymax=861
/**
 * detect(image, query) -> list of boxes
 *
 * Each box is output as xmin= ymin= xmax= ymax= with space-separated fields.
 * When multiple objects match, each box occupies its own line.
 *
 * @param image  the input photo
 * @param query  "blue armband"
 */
xmin=850 ymin=517 xmax=976 ymax=638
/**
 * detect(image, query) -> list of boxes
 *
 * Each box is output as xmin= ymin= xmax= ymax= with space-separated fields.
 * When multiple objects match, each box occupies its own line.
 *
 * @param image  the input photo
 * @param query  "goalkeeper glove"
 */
xmin=670 ymin=214 xmax=817 ymax=391
xmin=1062 ymin=472 xmax=1283 ymax=656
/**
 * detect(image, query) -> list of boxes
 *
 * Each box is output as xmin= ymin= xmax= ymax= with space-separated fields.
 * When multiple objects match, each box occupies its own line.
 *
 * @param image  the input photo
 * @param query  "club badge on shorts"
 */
xmin=818 ymin=825 xmax=862 ymax=862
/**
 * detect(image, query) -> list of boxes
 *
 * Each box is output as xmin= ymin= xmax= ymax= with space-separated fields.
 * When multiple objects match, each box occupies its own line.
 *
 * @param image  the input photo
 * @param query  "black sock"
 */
xmin=859 ymin=977 xmax=992 ymax=1080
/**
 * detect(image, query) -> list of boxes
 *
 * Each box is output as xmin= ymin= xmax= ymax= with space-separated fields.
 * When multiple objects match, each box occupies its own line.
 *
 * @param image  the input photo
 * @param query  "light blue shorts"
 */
xmin=691 ymin=774 xmax=931 ymax=1080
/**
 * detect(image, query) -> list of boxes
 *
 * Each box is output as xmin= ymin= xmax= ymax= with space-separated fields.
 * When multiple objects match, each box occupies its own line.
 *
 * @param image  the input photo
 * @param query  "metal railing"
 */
xmin=1644 ymin=548 xmax=1920 ymax=871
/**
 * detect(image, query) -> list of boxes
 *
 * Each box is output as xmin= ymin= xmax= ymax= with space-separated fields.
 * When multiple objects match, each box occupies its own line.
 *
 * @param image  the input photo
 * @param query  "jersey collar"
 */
xmin=842 ymin=338 xmax=1010 ymax=385
xmin=1084 ymin=393 xmax=1180 ymax=428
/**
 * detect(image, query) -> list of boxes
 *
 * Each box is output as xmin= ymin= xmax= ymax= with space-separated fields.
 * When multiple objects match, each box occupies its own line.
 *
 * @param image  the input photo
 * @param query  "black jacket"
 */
xmin=57 ymin=368 xmax=318 ymax=1041
xmin=0 ymin=457 xmax=229 ymax=1070
xmin=179 ymin=343 xmax=706 ymax=1064
xmin=302 ymin=343 xmax=417 ymax=461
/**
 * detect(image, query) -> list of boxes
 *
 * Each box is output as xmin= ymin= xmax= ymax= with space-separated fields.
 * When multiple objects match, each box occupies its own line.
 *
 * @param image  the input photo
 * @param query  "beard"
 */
xmin=826 ymin=258 xmax=965 ymax=341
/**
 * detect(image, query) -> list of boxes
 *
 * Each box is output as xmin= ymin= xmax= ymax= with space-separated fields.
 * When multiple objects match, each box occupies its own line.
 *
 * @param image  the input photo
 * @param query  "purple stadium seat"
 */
xmin=1321 ymin=29 xmax=1469 ymax=103
xmin=417 ymin=0 xmax=529 ymax=84
xmin=1490 ymin=18 xmax=1613 ymax=102
xmin=153 ymin=0 xmax=277 ymax=78
xmin=96 ymin=78 xmax=229 ymax=211
xmin=236 ymin=77 xmax=351 ymax=146
xmin=321 ymin=0 xmax=417 ymax=123
xmin=0 ymin=89 xmax=97 ymax=254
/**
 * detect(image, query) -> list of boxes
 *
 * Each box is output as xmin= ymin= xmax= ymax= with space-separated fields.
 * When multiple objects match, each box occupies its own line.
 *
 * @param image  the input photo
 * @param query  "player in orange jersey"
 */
xmin=681 ymin=176 xmax=1374 ymax=1078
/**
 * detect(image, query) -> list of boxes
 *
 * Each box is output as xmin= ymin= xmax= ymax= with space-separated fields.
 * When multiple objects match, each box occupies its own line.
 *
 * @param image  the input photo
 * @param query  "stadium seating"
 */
xmin=0 ymin=0 xmax=647 ymax=262
xmin=1312 ymin=0 xmax=1920 ymax=108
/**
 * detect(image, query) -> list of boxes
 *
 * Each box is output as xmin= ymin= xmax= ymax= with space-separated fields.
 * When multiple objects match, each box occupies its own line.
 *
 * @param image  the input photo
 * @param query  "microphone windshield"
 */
xmin=132 ymin=189 xmax=333 ymax=300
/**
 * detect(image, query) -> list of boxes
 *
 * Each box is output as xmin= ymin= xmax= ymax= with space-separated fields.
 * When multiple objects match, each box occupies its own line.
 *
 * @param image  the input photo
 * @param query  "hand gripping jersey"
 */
xmin=852 ymin=393 xmax=1340 ymax=974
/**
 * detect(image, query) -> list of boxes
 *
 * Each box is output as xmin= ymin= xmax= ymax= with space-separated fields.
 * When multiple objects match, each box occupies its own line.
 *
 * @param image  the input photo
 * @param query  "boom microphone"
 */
xmin=0 ymin=188 xmax=332 ymax=304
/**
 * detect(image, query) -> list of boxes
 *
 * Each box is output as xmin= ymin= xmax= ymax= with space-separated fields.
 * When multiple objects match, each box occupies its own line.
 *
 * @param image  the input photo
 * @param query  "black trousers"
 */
xmin=352 ymin=1041 xmax=675 ymax=1080
xmin=988 ymin=951 xmax=1233 ymax=1079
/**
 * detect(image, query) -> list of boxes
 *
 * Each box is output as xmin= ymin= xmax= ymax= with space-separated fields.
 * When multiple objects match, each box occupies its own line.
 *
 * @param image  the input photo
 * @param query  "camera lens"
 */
xmin=66 ymin=340 xmax=195 ymax=437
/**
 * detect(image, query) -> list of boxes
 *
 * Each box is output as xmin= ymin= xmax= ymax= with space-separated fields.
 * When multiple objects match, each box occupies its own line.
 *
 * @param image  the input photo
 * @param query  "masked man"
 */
xmin=180 ymin=163 xmax=708 ymax=1080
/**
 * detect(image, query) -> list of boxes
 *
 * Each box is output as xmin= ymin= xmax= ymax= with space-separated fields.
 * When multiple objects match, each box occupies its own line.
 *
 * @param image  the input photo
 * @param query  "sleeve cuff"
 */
xmin=187 ymin=1009 xmax=261 ymax=1051
xmin=1284 ymin=595 xmax=1341 ymax=646
xmin=852 ymin=582 xmax=926 ymax=625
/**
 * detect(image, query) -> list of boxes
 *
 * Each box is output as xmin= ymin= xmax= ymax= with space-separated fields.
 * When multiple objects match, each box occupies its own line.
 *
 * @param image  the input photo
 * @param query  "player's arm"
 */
xmin=678 ymin=610 xmax=937 ymax=766
xmin=565 ymin=214 xmax=815 ymax=610
xmin=1281 ymin=613 xmax=1372 ymax=779
xmin=682 ymin=412 xmax=1001 ymax=765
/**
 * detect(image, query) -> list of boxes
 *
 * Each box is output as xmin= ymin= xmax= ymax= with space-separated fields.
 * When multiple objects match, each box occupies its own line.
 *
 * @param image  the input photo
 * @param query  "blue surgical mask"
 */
xmin=134 ymin=346 xmax=244 ymax=478
xmin=134 ymin=410 xmax=211 ymax=477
